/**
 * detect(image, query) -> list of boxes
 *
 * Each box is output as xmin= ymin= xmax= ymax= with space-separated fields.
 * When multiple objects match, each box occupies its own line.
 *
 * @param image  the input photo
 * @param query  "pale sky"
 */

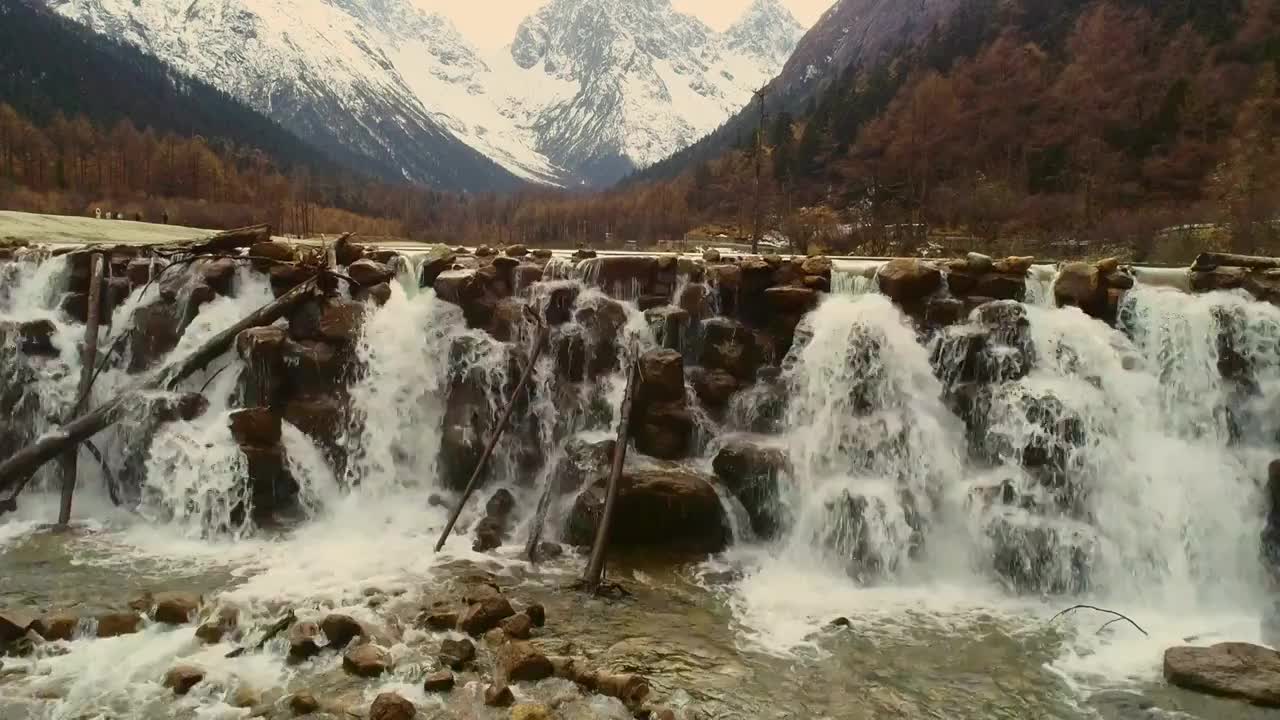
xmin=415 ymin=0 xmax=832 ymax=50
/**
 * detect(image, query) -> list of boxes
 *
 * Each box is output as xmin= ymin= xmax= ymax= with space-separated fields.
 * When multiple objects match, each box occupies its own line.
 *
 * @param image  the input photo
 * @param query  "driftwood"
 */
xmin=0 ymin=277 xmax=319 ymax=498
xmin=581 ymin=351 xmax=640 ymax=593
xmin=1049 ymin=604 xmax=1148 ymax=636
xmin=58 ymin=253 xmax=105 ymax=525
xmin=545 ymin=656 xmax=650 ymax=709
xmin=435 ymin=320 xmax=550 ymax=552
xmin=1192 ymin=252 xmax=1280 ymax=272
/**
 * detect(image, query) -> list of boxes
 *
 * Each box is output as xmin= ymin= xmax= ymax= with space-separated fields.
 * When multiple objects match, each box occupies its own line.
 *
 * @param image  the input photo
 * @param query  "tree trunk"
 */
xmin=57 ymin=253 xmax=105 ymax=525
xmin=1192 ymin=252 xmax=1280 ymax=272
xmin=582 ymin=353 xmax=640 ymax=593
xmin=0 ymin=277 xmax=318 ymax=497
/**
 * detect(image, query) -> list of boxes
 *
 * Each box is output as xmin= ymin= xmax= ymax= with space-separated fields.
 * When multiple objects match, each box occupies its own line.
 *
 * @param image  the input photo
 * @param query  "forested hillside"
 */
xmin=620 ymin=0 xmax=1280 ymax=260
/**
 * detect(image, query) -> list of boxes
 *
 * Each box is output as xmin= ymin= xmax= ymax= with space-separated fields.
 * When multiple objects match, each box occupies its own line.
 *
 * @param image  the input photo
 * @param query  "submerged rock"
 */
xmin=712 ymin=438 xmax=788 ymax=537
xmin=152 ymin=592 xmax=201 ymax=625
xmin=459 ymin=597 xmax=515 ymax=637
xmin=1164 ymin=642 xmax=1280 ymax=706
xmin=423 ymin=670 xmax=455 ymax=692
xmin=496 ymin=640 xmax=553 ymax=682
xmin=566 ymin=469 xmax=729 ymax=552
xmin=438 ymin=638 xmax=476 ymax=670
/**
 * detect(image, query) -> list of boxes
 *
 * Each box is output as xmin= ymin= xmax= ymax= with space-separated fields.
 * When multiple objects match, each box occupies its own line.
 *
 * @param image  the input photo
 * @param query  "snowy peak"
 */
xmin=725 ymin=0 xmax=805 ymax=66
xmin=42 ymin=0 xmax=803 ymax=190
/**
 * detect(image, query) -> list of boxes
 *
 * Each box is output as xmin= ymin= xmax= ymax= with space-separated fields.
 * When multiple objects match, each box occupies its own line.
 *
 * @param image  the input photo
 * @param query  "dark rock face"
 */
xmin=712 ymin=439 xmax=788 ymax=537
xmin=1164 ymin=643 xmax=1280 ymax=707
xmin=566 ymin=469 xmax=729 ymax=552
xmin=630 ymin=349 xmax=694 ymax=460
xmin=473 ymin=488 xmax=517 ymax=552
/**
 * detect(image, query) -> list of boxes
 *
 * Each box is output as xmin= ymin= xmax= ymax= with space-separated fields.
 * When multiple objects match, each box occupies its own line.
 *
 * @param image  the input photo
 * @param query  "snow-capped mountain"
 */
xmin=43 ymin=0 xmax=803 ymax=190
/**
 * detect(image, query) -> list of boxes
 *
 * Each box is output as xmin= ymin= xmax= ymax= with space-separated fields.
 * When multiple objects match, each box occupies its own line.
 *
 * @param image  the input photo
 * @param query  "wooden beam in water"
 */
xmin=57 ymin=252 xmax=105 ymax=526
xmin=582 ymin=350 xmax=640 ymax=593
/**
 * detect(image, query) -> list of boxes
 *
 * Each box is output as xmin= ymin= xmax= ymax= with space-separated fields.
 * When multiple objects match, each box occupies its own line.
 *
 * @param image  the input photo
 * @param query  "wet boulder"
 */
xmin=1054 ymin=262 xmax=1108 ymax=319
xmin=249 ymin=240 xmax=297 ymax=267
xmin=876 ymin=259 xmax=942 ymax=306
xmin=499 ymin=613 xmax=533 ymax=639
xmin=127 ymin=302 xmax=181 ymax=371
xmin=320 ymin=614 xmax=364 ymax=650
xmin=496 ymin=641 xmax=553 ymax=683
xmin=0 ymin=610 xmax=41 ymax=645
xmin=484 ymin=683 xmax=515 ymax=707
xmin=334 ymin=237 xmax=366 ymax=266
xmin=228 ymin=408 xmax=282 ymax=448
xmin=348 ymin=259 xmax=395 ymax=287
xmin=369 ymin=692 xmax=416 ymax=720
xmin=566 ymin=469 xmax=729 ymax=552
xmin=318 ymin=299 xmax=366 ymax=344
xmin=458 ymin=596 xmax=515 ymax=637
xmin=763 ymin=286 xmax=819 ymax=313
xmin=699 ymin=318 xmax=765 ymax=382
xmin=1164 ymin=643 xmax=1280 ymax=706
xmin=423 ymin=670 xmax=455 ymax=692
xmin=152 ymin=591 xmax=201 ymax=625
xmin=288 ymin=621 xmax=323 ymax=660
xmin=163 ymin=665 xmax=205 ymax=695
xmin=584 ymin=256 xmax=658 ymax=298
xmin=473 ymin=489 xmax=516 ymax=552
xmin=645 ymin=306 xmax=689 ymax=351
xmin=343 ymin=644 xmax=392 ymax=677
xmin=632 ymin=400 xmax=694 ymax=460
xmin=818 ymin=490 xmax=922 ymax=581
xmin=94 ymin=612 xmax=142 ymax=638
xmin=418 ymin=246 xmax=457 ymax=288
xmin=551 ymin=435 xmax=616 ymax=495
xmin=438 ymin=638 xmax=476 ymax=670
xmin=985 ymin=512 xmax=1093 ymax=595
xmin=690 ymin=368 xmax=740 ymax=408
xmin=712 ymin=438 xmax=789 ymax=537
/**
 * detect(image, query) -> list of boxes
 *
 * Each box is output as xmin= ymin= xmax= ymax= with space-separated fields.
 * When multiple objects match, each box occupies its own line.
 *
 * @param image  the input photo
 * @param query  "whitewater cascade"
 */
xmin=3 ymin=244 xmax=1280 ymax=719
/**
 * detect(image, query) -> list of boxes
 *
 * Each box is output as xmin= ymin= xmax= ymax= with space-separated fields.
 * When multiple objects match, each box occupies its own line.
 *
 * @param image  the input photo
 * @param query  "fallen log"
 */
xmin=1192 ymin=252 xmax=1280 ymax=272
xmin=226 ymin=609 xmax=295 ymax=658
xmin=544 ymin=656 xmax=650 ymax=709
xmin=435 ymin=321 xmax=550 ymax=552
xmin=0 ymin=277 xmax=319 ymax=498
xmin=581 ymin=350 xmax=640 ymax=593
xmin=58 ymin=252 xmax=105 ymax=526
xmin=155 ymin=225 xmax=271 ymax=257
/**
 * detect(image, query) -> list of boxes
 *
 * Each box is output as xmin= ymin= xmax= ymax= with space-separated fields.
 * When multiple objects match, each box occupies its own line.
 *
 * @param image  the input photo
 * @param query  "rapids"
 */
xmin=1 ymin=248 xmax=1279 ymax=720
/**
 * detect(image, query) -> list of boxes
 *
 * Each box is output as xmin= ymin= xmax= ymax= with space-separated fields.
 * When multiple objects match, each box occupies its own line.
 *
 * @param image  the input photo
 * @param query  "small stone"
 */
xmin=496 ymin=641 xmax=553 ymax=683
xmin=485 ymin=683 xmax=515 ymax=707
xmin=319 ymin=614 xmax=364 ymax=650
xmin=152 ymin=591 xmax=201 ymax=625
xmin=290 ymin=691 xmax=320 ymax=715
xmin=524 ymin=604 xmax=546 ymax=628
xmin=343 ymin=643 xmax=392 ymax=677
xmin=438 ymin=637 xmax=476 ymax=670
xmin=163 ymin=665 xmax=205 ymax=695
xmin=288 ymin=621 xmax=323 ymax=660
xmin=423 ymin=670 xmax=455 ymax=692
xmin=500 ymin=613 xmax=533 ymax=639
xmin=369 ymin=692 xmax=416 ymax=720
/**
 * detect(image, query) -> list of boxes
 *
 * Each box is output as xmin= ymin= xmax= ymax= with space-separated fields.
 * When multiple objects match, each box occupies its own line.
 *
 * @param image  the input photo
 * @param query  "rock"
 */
xmin=438 ymin=638 xmax=476 ymax=670
xmin=876 ymin=259 xmax=943 ymax=305
xmin=95 ymin=612 xmax=142 ymax=638
xmin=0 ymin=610 xmax=41 ymax=644
xmin=39 ymin=613 xmax=79 ymax=641
xmin=965 ymin=252 xmax=994 ymax=273
xmin=485 ymin=683 xmax=515 ymax=707
xmin=334 ymin=237 xmax=366 ymax=265
xmin=511 ymin=704 xmax=553 ymax=720
xmin=801 ymin=256 xmax=833 ymax=276
xmin=504 ymin=244 xmax=529 ymax=257
xmin=228 ymin=408 xmax=282 ymax=447
xmin=152 ymin=592 xmax=201 ymax=625
xmin=11 ymin=319 xmax=57 ymax=356
xmin=1164 ymin=643 xmax=1280 ymax=706
xmin=524 ymin=603 xmax=546 ymax=628
xmin=417 ymin=611 xmax=459 ymax=631
xmin=712 ymin=439 xmax=788 ymax=537
xmin=566 ymin=469 xmax=728 ymax=552
xmin=691 ymin=368 xmax=739 ymax=408
xmin=289 ymin=691 xmax=320 ymax=715
xmin=763 ymin=286 xmax=819 ymax=313
xmin=418 ymin=246 xmax=457 ymax=288
xmin=231 ymin=685 xmax=261 ymax=708
xmin=320 ymin=614 xmax=364 ymax=650
xmin=699 ymin=318 xmax=764 ymax=381
xmin=459 ymin=596 xmax=515 ymax=637
xmin=1054 ymin=262 xmax=1107 ymax=317
xmin=499 ymin=613 xmax=533 ymax=639
xmin=993 ymin=256 xmax=1036 ymax=274
xmin=632 ymin=400 xmax=694 ymax=460
xmin=423 ymin=670 xmax=455 ymax=692
xmin=318 ymin=299 xmax=366 ymax=343
xmin=355 ymin=282 xmax=393 ymax=306
xmin=496 ymin=641 xmax=553 ymax=682
xmin=163 ymin=665 xmax=205 ymax=695
xmin=369 ymin=692 xmax=416 ymax=720
xmin=195 ymin=606 xmax=239 ymax=644
xmin=639 ymin=349 xmax=686 ymax=403
xmin=288 ymin=621 xmax=323 ymax=660
xmin=343 ymin=643 xmax=392 ymax=677
xmin=703 ymin=249 xmax=721 ymax=262
xmin=348 ymin=259 xmax=395 ymax=287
